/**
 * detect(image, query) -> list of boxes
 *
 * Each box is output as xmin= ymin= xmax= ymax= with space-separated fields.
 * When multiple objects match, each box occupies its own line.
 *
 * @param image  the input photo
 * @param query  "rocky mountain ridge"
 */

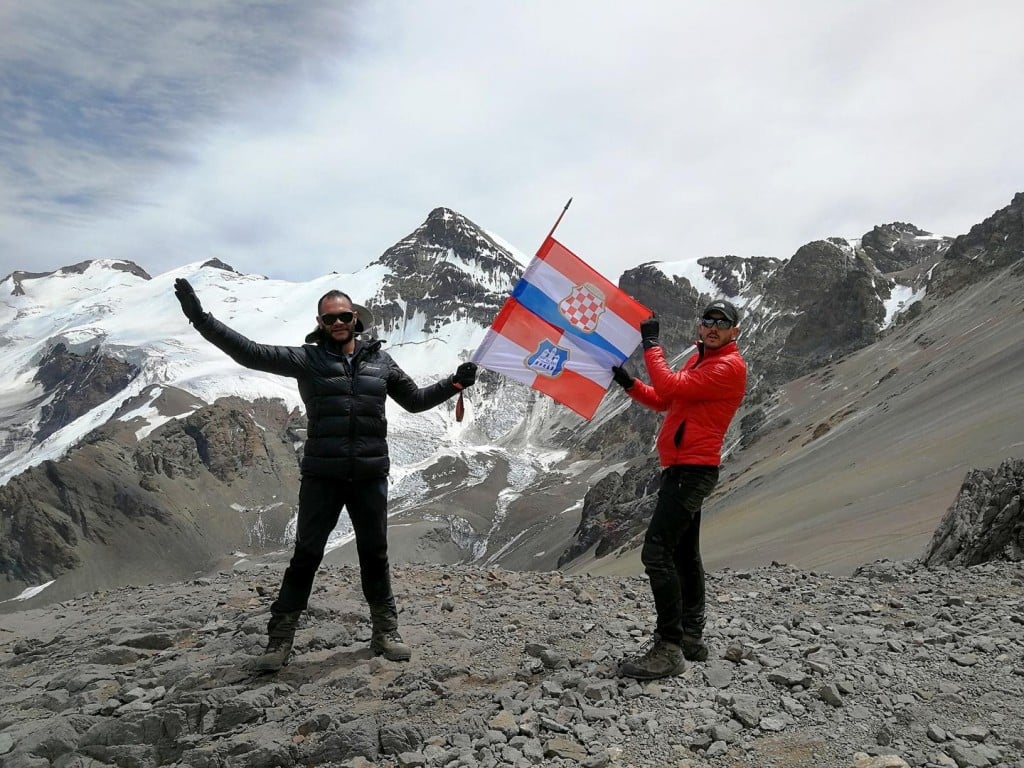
xmin=368 ymin=207 xmax=524 ymax=335
xmin=2 ymin=194 xmax=1023 ymax=607
xmin=922 ymin=458 xmax=1024 ymax=567
xmin=1 ymin=396 xmax=302 ymax=589
xmin=560 ymin=195 xmax=1023 ymax=572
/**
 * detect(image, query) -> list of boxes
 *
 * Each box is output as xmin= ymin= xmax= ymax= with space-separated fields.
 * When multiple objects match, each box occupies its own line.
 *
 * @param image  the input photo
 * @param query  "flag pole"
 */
xmin=543 ymin=197 xmax=573 ymax=245
xmin=462 ymin=197 xmax=573 ymax=421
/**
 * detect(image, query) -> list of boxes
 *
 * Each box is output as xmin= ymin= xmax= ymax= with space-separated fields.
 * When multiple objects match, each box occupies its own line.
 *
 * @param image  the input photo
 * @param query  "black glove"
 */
xmin=640 ymin=315 xmax=660 ymax=350
xmin=174 ymin=278 xmax=207 ymax=325
xmin=611 ymin=365 xmax=634 ymax=390
xmin=452 ymin=361 xmax=477 ymax=389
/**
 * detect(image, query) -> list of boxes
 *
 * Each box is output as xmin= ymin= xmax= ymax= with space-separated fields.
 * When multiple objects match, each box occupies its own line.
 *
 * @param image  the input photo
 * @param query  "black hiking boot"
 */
xmin=681 ymin=634 xmax=709 ymax=662
xmin=255 ymin=636 xmax=294 ymax=672
xmin=618 ymin=638 xmax=685 ymax=680
xmin=255 ymin=610 xmax=301 ymax=672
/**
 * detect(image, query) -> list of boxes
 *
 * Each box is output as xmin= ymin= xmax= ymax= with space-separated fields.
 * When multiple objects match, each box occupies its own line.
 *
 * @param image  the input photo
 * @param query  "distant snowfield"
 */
xmin=1 ymin=253 xmax=588 ymax=588
xmin=0 ymin=253 xmax=736 ymax=504
xmin=0 ymin=259 xmax=488 ymax=485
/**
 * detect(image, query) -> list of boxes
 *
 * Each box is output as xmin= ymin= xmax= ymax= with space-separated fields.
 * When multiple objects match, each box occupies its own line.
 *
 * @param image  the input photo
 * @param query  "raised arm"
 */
xmin=174 ymin=278 xmax=310 ymax=378
xmin=644 ymin=345 xmax=745 ymax=401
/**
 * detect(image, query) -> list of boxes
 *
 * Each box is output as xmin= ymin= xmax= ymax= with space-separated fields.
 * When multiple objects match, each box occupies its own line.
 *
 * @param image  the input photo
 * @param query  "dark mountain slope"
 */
xmin=577 ymin=253 xmax=1023 ymax=578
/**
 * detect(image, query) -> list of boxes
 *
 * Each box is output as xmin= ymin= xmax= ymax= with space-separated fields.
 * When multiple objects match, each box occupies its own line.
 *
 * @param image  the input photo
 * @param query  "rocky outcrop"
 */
xmin=33 ymin=344 xmax=139 ymax=443
xmin=617 ymin=263 xmax=703 ymax=357
xmin=199 ymin=257 xmax=237 ymax=273
xmin=767 ymin=239 xmax=857 ymax=308
xmin=0 ymin=396 xmax=302 ymax=591
xmin=921 ymin=458 xmax=1024 ymax=566
xmin=698 ymin=255 xmax=781 ymax=298
xmin=777 ymin=255 xmax=886 ymax=378
xmin=929 ymin=192 xmax=1024 ymax=297
xmin=722 ymin=227 xmax=947 ymax=391
xmin=149 ymin=397 xmax=306 ymax=484
xmin=740 ymin=241 xmax=885 ymax=385
xmin=557 ymin=460 xmax=659 ymax=566
xmin=860 ymin=223 xmax=949 ymax=274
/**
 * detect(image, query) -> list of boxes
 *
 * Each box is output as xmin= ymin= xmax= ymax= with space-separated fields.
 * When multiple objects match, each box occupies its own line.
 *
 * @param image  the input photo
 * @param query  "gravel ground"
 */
xmin=2 ymin=559 xmax=1023 ymax=768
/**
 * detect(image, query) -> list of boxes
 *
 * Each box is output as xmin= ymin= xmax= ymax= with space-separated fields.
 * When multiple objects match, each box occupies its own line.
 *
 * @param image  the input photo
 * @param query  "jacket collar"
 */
xmin=694 ymin=339 xmax=739 ymax=363
xmin=702 ymin=339 xmax=739 ymax=357
xmin=324 ymin=337 xmax=383 ymax=359
xmin=304 ymin=331 xmax=383 ymax=356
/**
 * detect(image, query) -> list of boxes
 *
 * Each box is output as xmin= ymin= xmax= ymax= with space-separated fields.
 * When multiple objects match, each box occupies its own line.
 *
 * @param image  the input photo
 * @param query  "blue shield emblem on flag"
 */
xmin=526 ymin=340 xmax=569 ymax=378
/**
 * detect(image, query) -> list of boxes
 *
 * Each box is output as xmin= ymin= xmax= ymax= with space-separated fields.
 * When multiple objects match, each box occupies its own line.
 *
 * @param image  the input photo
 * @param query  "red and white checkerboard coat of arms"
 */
xmin=558 ymin=282 xmax=606 ymax=333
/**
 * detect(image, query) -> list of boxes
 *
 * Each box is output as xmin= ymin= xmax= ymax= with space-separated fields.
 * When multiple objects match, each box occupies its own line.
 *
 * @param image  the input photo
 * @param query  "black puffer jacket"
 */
xmin=194 ymin=316 xmax=459 ymax=479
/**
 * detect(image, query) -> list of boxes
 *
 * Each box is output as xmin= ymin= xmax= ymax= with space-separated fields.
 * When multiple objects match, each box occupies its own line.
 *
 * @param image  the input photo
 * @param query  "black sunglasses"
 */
xmin=700 ymin=317 xmax=734 ymax=329
xmin=320 ymin=311 xmax=356 ymax=325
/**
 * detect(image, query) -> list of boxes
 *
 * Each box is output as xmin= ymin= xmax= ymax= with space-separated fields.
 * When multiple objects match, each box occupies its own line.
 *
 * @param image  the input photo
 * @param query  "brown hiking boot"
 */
xmin=370 ymin=628 xmax=412 ymax=662
xmin=681 ymin=634 xmax=709 ymax=662
xmin=255 ymin=610 xmax=301 ymax=672
xmin=618 ymin=638 xmax=685 ymax=680
xmin=369 ymin=600 xmax=412 ymax=662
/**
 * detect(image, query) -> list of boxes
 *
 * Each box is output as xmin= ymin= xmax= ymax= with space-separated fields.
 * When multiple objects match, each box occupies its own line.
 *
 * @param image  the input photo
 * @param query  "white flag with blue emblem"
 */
xmin=472 ymin=236 xmax=650 ymax=419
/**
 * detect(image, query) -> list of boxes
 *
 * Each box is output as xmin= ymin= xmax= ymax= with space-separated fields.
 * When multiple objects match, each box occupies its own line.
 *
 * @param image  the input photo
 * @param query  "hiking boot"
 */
xmin=255 ymin=609 xmax=301 ymax=673
xmin=369 ymin=599 xmax=411 ymax=662
xmin=370 ymin=628 xmax=412 ymax=662
xmin=618 ymin=639 xmax=685 ymax=680
xmin=255 ymin=635 xmax=294 ymax=672
xmin=681 ymin=634 xmax=709 ymax=662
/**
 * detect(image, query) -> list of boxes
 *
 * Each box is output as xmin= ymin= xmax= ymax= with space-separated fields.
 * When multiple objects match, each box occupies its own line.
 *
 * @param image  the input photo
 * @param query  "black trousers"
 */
xmin=271 ymin=474 xmax=393 ymax=615
xmin=640 ymin=464 xmax=720 ymax=644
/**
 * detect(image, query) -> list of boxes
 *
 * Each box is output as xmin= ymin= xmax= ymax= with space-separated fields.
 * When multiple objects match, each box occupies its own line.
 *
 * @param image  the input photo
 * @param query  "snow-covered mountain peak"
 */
xmin=0 ymin=209 xmax=525 ymax=486
xmin=373 ymin=207 xmax=523 ymax=295
xmin=3 ymin=259 xmax=152 ymax=299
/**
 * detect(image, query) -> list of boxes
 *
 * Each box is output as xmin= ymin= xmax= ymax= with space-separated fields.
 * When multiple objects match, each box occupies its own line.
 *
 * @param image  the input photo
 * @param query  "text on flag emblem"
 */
xmin=558 ymin=282 xmax=606 ymax=333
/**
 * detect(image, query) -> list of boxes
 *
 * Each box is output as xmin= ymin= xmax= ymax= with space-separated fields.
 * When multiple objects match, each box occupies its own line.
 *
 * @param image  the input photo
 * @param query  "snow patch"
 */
xmin=1 ymin=580 xmax=56 ymax=602
xmin=882 ymin=283 xmax=926 ymax=329
xmin=652 ymin=259 xmax=718 ymax=297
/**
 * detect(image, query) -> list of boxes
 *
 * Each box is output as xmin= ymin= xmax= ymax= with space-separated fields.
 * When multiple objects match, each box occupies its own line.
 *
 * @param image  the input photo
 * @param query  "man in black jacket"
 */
xmin=174 ymin=278 xmax=477 ymax=671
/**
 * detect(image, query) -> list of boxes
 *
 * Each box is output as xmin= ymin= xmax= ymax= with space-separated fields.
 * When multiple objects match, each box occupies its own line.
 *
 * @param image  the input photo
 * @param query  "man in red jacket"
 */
xmin=611 ymin=299 xmax=747 ymax=679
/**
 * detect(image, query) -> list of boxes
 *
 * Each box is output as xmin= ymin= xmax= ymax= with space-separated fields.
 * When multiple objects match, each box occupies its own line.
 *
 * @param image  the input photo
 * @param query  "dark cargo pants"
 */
xmin=271 ymin=475 xmax=394 ymax=615
xmin=640 ymin=464 xmax=720 ymax=644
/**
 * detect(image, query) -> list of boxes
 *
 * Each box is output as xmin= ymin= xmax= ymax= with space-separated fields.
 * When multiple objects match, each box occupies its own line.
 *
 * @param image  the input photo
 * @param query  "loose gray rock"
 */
xmin=0 ymin=561 xmax=1022 ymax=768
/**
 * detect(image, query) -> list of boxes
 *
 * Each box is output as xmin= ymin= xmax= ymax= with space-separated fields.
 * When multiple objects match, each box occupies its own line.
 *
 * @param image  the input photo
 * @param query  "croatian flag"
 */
xmin=472 ymin=236 xmax=650 ymax=419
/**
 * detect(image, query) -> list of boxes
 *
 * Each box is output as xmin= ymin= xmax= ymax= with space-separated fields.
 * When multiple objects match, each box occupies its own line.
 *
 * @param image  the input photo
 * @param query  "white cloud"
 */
xmin=2 ymin=1 xmax=1023 ymax=284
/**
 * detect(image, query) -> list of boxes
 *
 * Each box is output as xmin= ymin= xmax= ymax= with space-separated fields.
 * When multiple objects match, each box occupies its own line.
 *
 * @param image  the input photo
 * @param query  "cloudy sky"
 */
xmin=3 ymin=1 xmax=1023 ymax=285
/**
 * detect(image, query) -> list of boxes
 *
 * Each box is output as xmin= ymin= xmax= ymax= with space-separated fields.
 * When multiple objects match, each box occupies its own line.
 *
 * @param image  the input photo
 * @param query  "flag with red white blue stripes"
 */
xmin=472 ymin=236 xmax=650 ymax=419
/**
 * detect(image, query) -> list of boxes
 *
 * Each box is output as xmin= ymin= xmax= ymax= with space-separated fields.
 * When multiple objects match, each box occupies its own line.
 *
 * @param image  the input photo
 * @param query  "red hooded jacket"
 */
xmin=626 ymin=340 xmax=747 ymax=467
